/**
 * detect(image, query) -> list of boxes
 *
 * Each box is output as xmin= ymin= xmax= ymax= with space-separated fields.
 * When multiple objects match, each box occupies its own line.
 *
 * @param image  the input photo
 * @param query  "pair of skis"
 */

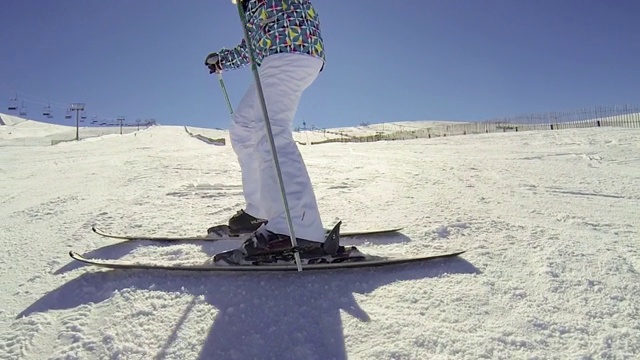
xmin=69 ymin=225 xmax=465 ymax=272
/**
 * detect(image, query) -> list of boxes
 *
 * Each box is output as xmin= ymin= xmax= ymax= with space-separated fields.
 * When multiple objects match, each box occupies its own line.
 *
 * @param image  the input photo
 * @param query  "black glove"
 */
xmin=205 ymin=52 xmax=222 ymax=74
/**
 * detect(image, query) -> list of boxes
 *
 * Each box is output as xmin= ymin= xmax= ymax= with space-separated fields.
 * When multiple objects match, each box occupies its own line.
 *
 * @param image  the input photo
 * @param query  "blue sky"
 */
xmin=1 ymin=0 xmax=639 ymax=129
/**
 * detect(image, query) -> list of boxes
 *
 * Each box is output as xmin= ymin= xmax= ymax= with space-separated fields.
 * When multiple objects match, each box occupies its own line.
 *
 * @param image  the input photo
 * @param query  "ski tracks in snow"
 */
xmin=2 ymin=126 xmax=640 ymax=359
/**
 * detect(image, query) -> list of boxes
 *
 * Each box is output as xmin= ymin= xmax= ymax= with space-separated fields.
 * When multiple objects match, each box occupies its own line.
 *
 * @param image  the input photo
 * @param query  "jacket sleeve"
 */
xmin=218 ymin=38 xmax=251 ymax=70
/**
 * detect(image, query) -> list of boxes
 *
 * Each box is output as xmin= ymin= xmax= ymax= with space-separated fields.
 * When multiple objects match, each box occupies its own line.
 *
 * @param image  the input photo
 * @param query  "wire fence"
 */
xmin=311 ymin=104 xmax=640 ymax=144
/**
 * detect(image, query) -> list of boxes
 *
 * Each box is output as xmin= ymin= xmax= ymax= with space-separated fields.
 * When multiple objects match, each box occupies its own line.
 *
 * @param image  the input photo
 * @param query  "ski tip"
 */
xmin=69 ymin=251 xmax=93 ymax=264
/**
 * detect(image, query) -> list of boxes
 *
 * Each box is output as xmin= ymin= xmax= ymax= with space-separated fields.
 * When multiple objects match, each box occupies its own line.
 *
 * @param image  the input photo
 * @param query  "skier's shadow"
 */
xmin=23 ymin=253 xmax=479 ymax=360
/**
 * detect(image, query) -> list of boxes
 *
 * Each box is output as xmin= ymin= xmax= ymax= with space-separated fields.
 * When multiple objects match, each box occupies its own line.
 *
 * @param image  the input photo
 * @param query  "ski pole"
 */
xmin=233 ymin=0 xmax=303 ymax=272
xmin=216 ymin=72 xmax=234 ymax=116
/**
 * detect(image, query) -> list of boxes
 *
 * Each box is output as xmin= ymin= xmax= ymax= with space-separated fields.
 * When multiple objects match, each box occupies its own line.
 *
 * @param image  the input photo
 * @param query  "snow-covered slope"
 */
xmin=185 ymin=122 xmax=457 ymax=146
xmin=0 ymin=113 xmax=28 ymax=126
xmin=1 ymin=122 xmax=639 ymax=359
xmin=0 ymin=113 xmax=142 ymax=146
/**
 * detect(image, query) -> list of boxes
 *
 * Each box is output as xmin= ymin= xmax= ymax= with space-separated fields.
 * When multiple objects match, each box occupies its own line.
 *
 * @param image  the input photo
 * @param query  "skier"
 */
xmin=204 ymin=0 xmax=329 ymax=262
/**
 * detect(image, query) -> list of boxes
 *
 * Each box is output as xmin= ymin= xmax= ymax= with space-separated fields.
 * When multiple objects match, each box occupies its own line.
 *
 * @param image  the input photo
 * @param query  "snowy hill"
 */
xmin=0 ymin=113 xmax=142 ymax=146
xmin=0 ymin=113 xmax=28 ymax=126
xmin=1 ymin=119 xmax=639 ymax=359
xmin=1 ymin=113 xmax=453 ymax=147
xmin=184 ymin=120 xmax=461 ymax=146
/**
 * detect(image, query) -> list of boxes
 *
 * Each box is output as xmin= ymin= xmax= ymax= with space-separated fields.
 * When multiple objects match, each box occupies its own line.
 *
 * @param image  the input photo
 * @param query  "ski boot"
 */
xmin=213 ymin=221 xmax=366 ymax=266
xmin=206 ymin=209 xmax=268 ymax=238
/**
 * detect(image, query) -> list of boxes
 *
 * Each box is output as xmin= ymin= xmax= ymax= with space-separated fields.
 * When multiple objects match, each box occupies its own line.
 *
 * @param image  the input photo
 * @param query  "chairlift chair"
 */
xmin=7 ymin=92 xmax=18 ymax=111
xmin=19 ymin=101 xmax=27 ymax=116
xmin=8 ymin=99 xmax=17 ymax=111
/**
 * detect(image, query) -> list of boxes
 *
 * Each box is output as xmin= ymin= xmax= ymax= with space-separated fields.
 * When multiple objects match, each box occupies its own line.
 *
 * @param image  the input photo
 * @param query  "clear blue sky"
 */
xmin=1 ymin=0 xmax=639 ymax=129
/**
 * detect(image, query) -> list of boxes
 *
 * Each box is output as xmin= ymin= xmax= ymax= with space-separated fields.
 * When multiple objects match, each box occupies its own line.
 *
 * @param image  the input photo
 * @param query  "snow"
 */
xmin=1 ymin=113 xmax=639 ymax=359
xmin=0 ymin=114 xmax=140 ymax=146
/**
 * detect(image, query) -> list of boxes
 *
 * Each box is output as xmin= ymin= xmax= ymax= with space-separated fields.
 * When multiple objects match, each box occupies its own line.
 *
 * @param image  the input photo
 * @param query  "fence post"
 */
xmin=625 ymin=105 xmax=630 ymax=127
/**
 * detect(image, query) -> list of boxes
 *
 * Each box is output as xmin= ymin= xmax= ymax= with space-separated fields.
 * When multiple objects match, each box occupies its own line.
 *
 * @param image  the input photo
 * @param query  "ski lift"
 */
xmin=7 ymin=93 xmax=18 ymax=111
xmin=19 ymin=101 xmax=27 ymax=116
xmin=81 ymin=112 xmax=87 ymax=120
xmin=65 ymin=110 xmax=72 ymax=119
xmin=43 ymin=104 xmax=51 ymax=117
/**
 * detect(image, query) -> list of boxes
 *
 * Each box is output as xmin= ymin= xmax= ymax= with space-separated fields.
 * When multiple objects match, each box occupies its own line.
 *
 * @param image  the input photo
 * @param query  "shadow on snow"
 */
xmin=23 ymin=238 xmax=478 ymax=360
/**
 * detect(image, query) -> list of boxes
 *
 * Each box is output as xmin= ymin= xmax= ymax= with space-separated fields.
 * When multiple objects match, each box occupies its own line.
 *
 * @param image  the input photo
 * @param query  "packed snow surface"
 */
xmin=1 ymin=116 xmax=639 ymax=359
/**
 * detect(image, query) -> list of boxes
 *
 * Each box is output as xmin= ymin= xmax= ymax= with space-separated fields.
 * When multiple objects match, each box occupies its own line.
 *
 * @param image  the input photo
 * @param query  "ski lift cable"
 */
xmin=14 ymin=91 xmax=92 ymax=115
xmin=7 ymin=90 xmax=145 ymax=125
xmin=5 ymin=89 xmax=73 ymax=112
xmin=14 ymin=91 xmax=66 ymax=109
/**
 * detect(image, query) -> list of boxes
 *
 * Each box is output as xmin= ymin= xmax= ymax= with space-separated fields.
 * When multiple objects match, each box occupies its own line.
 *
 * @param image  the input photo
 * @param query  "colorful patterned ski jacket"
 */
xmin=217 ymin=0 xmax=325 ymax=70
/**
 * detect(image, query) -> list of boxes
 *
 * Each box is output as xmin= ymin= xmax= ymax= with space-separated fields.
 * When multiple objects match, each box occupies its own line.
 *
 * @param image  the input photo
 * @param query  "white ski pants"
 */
xmin=230 ymin=53 xmax=325 ymax=242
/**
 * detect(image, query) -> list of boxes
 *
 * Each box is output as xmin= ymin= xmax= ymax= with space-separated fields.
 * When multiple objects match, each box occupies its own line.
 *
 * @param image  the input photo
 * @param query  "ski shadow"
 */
xmin=23 ymin=254 xmax=479 ymax=359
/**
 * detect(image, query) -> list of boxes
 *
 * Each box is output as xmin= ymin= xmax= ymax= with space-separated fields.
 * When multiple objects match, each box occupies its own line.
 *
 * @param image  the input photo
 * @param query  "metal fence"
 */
xmin=313 ymin=104 xmax=640 ymax=144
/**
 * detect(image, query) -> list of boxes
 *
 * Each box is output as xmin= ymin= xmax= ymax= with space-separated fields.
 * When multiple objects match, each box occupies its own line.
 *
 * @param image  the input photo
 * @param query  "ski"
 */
xmin=91 ymin=225 xmax=404 ymax=242
xmin=68 ymin=250 xmax=465 ymax=272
